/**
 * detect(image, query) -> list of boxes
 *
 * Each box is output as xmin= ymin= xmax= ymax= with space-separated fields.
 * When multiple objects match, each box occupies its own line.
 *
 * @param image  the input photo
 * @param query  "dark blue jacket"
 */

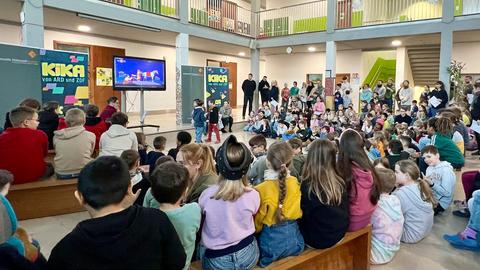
xmin=193 ymin=107 xmax=206 ymax=128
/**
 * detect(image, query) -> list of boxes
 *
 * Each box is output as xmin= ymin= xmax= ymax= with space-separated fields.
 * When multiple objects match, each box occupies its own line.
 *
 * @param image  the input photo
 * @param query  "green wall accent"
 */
xmin=363 ymin=58 xmax=396 ymax=87
xmin=263 ymin=17 xmax=289 ymax=37
xmin=293 ymin=16 xmax=327 ymax=33
xmin=191 ymin=8 xmax=208 ymax=25
xmin=160 ymin=5 xmax=176 ymax=16
xmin=454 ymin=0 xmax=463 ymax=16
xmin=352 ymin=11 xmax=363 ymax=27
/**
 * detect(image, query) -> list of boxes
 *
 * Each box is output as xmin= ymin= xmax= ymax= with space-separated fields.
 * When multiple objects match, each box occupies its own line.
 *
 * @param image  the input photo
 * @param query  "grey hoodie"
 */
xmin=426 ymin=161 xmax=456 ymax=209
xmin=54 ymin=126 xmax=95 ymax=174
xmin=99 ymin=124 xmax=138 ymax=157
xmin=393 ymin=183 xmax=434 ymax=243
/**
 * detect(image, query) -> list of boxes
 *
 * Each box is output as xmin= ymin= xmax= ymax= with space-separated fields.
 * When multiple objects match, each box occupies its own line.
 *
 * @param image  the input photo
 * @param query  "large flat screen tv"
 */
xmin=113 ymin=56 xmax=166 ymax=90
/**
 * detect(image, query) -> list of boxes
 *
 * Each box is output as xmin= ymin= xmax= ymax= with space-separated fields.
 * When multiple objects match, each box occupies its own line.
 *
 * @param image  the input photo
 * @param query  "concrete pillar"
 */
xmin=442 ymin=0 xmax=455 ymax=23
xmin=251 ymin=0 xmax=261 ymax=37
xmin=175 ymin=33 xmax=189 ymax=125
xmin=326 ymin=0 xmax=337 ymax=33
xmin=439 ymin=30 xmax=453 ymax=98
xmin=179 ymin=0 xmax=189 ymax=24
xmin=21 ymin=0 xmax=44 ymax=48
xmin=325 ymin=41 xmax=336 ymax=78
xmin=251 ymin=48 xmax=260 ymax=111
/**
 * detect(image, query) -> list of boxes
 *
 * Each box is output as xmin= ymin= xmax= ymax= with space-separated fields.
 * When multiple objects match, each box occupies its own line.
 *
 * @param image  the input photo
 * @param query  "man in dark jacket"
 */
xmin=471 ymin=80 xmax=480 ymax=156
xmin=47 ymin=156 xmax=186 ymax=270
xmin=242 ymin=73 xmax=256 ymax=119
xmin=258 ymin=76 xmax=270 ymax=105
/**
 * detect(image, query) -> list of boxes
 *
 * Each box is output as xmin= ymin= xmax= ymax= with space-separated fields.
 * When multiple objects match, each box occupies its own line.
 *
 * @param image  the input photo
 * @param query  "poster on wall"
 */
xmin=96 ymin=67 xmax=113 ymax=86
xmin=307 ymin=74 xmax=323 ymax=85
xmin=206 ymin=67 xmax=229 ymax=107
xmin=41 ymin=50 xmax=89 ymax=109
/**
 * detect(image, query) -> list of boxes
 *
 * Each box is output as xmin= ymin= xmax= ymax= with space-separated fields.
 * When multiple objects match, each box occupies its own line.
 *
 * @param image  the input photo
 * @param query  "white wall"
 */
xmin=452 ymin=42 xmax=480 ymax=74
xmin=0 ymin=24 xmax=22 ymax=44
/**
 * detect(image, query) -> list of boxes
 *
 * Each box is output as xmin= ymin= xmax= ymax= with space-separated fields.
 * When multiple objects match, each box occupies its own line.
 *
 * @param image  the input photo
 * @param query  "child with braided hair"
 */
xmin=254 ymin=142 xmax=304 ymax=267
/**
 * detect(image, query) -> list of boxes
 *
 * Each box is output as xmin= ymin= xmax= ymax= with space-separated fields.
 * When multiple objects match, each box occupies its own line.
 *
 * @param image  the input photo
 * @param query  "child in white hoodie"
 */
xmin=422 ymin=145 xmax=456 ymax=215
xmin=99 ymin=112 xmax=138 ymax=157
xmin=370 ymin=168 xmax=404 ymax=264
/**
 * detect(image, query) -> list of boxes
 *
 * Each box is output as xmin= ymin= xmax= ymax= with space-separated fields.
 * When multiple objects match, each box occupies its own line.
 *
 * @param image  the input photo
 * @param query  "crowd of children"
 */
xmin=0 ymin=77 xmax=480 ymax=270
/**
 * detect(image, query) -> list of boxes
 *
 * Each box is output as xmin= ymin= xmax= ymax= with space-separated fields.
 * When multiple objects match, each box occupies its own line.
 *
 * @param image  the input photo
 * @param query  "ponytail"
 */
xmin=275 ymin=164 xmax=288 ymax=223
xmin=418 ymin=178 xmax=437 ymax=207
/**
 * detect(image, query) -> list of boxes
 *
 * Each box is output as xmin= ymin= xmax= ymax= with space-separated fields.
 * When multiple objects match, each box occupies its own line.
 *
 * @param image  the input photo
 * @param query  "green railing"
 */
xmin=102 ymin=0 xmax=179 ymax=18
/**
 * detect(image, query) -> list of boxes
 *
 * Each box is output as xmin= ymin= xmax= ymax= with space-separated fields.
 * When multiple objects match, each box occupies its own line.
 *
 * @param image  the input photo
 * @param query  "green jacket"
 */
xmin=431 ymin=133 xmax=465 ymax=166
xmin=185 ymin=173 xmax=218 ymax=203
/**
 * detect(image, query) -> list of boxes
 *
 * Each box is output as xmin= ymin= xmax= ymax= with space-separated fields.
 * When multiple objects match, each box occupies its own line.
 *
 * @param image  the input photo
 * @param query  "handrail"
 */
xmin=257 ymin=0 xmax=327 ymax=13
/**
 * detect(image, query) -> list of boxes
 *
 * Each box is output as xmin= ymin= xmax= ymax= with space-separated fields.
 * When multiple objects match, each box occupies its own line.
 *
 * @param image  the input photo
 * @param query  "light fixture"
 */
xmin=77 ymin=13 xmax=161 ymax=32
xmin=391 ymin=40 xmax=402 ymax=46
xmin=308 ymin=46 xmax=316 ymax=52
xmin=238 ymin=52 xmax=246 ymax=56
xmin=77 ymin=25 xmax=91 ymax=32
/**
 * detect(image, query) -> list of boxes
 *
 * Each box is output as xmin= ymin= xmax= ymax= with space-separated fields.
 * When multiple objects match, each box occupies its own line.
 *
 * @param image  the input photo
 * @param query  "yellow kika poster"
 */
xmin=96 ymin=67 xmax=113 ymax=86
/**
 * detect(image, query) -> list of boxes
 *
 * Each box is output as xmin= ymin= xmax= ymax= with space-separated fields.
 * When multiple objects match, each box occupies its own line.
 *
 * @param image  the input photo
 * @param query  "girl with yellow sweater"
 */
xmin=254 ymin=142 xmax=304 ymax=267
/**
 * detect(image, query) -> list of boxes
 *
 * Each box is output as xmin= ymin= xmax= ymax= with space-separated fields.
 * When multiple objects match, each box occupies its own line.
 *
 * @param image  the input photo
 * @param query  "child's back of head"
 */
xmin=9 ymin=106 xmax=37 ymax=128
xmin=110 ymin=112 xmax=129 ymax=127
xmin=65 ymin=108 xmax=86 ymax=128
xmin=153 ymin=136 xmax=167 ymax=151
xmin=120 ymin=149 xmax=140 ymax=171
xmin=150 ymin=161 xmax=189 ymax=205
xmin=375 ymin=167 xmax=396 ymax=194
xmin=85 ymin=104 xmax=99 ymax=118
xmin=176 ymin=131 xmax=192 ymax=147
xmin=389 ymin=140 xmax=403 ymax=154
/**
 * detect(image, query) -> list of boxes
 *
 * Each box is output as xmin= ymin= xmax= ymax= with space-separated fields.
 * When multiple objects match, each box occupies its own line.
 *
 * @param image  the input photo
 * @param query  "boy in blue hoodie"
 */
xmin=422 ymin=145 xmax=456 ymax=215
xmin=192 ymin=100 xmax=206 ymax=143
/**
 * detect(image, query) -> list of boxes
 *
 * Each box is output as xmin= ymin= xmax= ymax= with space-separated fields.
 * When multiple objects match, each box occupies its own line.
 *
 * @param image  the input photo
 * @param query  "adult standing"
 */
xmin=398 ymin=80 xmax=413 ymax=111
xmin=316 ymin=81 xmax=325 ymax=100
xmin=420 ymin=85 xmax=431 ymax=105
xmin=470 ymin=79 xmax=480 ymax=156
xmin=385 ymin=79 xmax=395 ymax=110
xmin=258 ymin=76 xmax=270 ymax=105
xmin=374 ymin=80 xmax=386 ymax=103
xmin=340 ymin=76 xmax=351 ymax=96
xmin=270 ymin=80 xmax=280 ymax=104
xmin=290 ymin=81 xmax=300 ymax=97
xmin=100 ymin=96 xmax=120 ymax=122
xmin=242 ymin=73 xmax=256 ymax=119
xmin=429 ymin=81 xmax=449 ymax=116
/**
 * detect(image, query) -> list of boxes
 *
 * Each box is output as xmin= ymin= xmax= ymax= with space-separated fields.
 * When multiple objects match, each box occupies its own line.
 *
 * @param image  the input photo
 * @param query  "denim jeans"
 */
xmin=195 ymin=127 xmax=203 ymax=143
xmin=468 ymin=190 xmax=480 ymax=231
xmin=199 ymin=240 xmax=259 ymax=270
xmin=258 ymin=221 xmax=304 ymax=267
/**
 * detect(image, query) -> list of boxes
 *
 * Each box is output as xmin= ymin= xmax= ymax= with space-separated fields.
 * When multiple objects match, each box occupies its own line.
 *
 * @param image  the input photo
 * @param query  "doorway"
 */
xmin=206 ymin=59 xmax=238 ymax=107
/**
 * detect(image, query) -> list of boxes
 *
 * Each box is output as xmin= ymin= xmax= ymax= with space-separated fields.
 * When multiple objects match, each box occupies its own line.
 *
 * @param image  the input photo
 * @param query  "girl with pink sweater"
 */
xmin=313 ymin=97 xmax=326 ymax=116
xmin=338 ymin=129 xmax=382 ymax=231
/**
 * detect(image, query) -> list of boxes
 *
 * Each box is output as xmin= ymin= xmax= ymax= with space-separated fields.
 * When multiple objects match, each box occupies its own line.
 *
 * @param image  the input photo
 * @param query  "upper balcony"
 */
xmin=101 ymin=0 xmax=480 ymax=39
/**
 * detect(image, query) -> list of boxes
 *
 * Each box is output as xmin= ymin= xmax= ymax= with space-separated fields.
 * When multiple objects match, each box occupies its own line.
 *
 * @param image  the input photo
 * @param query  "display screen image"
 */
xmin=113 ymin=56 xmax=166 ymax=90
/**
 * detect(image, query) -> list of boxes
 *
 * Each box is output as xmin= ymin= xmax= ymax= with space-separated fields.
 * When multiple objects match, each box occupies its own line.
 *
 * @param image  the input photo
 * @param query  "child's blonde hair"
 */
xmin=396 ymin=160 xmax=436 ymax=206
xmin=180 ymin=143 xmax=217 ymax=176
xmin=373 ymin=131 xmax=387 ymax=146
xmin=212 ymin=142 xmax=250 ymax=201
xmin=302 ymin=140 xmax=345 ymax=205
xmin=267 ymin=142 xmax=293 ymax=223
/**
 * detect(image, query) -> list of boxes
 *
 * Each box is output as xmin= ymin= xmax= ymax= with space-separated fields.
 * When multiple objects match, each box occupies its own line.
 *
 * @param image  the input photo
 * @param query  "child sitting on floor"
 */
xmin=422 ymin=145 xmax=456 ymax=215
xmin=370 ymin=167 xmax=404 ymax=264
xmin=199 ymin=135 xmax=260 ymax=270
xmin=393 ymin=160 xmax=435 ymax=244
xmin=150 ymin=161 xmax=201 ymax=270
xmin=47 ymin=156 xmax=186 ymax=270
xmin=99 ymin=112 xmax=138 ymax=157
xmin=53 ymin=108 xmax=95 ymax=179
xmin=120 ymin=150 xmax=150 ymax=205
xmin=84 ymin=104 xmax=108 ymax=150
xmin=255 ymin=142 xmax=304 ymax=267
xmin=247 ymin=135 xmax=268 ymax=185
xmin=147 ymin=136 xmax=166 ymax=173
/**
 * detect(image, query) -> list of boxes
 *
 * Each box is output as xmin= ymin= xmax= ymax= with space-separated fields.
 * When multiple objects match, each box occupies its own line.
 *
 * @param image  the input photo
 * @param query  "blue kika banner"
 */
xmin=205 ymin=67 xmax=229 ymax=107
xmin=40 ymin=50 xmax=89 ymax=109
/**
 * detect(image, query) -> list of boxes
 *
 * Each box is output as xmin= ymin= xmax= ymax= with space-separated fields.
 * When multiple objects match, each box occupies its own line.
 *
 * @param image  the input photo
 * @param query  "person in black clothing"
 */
xmin=394 ymin=109 xmax=412 ymax=126
xmin=47 ymin=156 xmax=186 ymax=270
xmin=167 ymin=131 xmax=192 ymax=161
xmin=385 ymin=140 xmax=410 ymax=169
xmin=429 ymin=81 xmax=449 ymax=116
xmin=270 ymin=80 xmax=280 ymax=103
xmin=471 ymin=79 xmax=480 ymax=156
xmin=37 ymin=101 xmax=60 ymax=150
xmin=258 ymin=76 xmax=270 ymax=105
xmin=148 ymin=136 xmax=166 ymax=173
xmin=206 ymin=100 xmax=221 ymax=143
xmin=242 ymin=73 xmax=256 ymax=119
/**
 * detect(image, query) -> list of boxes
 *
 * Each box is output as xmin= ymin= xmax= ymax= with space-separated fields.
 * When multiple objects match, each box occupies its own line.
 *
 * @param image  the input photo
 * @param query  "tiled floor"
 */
xmin=19 ymin=127 xmax=480 ymax=268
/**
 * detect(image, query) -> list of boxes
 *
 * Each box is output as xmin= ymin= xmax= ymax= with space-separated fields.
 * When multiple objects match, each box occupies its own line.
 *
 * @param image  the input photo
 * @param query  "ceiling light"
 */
xmin=78 ymin=25 xmax=91 ymax=32
xmin=238 ymin=52 xmax=246 ymax=56
xmin=308 ymin=47 xmax=316 ymax=52
xmin=391 ymin=40 xmax=402 ymax=46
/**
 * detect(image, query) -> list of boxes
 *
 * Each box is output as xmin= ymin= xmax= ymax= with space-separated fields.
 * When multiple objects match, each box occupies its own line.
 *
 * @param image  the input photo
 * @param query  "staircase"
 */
xmin=407 ymin=46 xmax=440 ymax=87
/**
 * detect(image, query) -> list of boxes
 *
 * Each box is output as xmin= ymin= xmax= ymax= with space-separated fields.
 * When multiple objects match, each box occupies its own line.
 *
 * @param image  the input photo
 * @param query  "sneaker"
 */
xmin=453 ymin=208 xmax=471 ymax=218
xmin=221 ymin=129 xmax=227 ymax=133
xmin=443 ymin=234 xmax=480 ymax=251
xmin=454 ymin=200 xmax=467 ymax=208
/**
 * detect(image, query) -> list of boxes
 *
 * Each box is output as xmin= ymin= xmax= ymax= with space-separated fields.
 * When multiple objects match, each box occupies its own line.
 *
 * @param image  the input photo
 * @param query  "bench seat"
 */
xmin=7 ymin=176 xmax=84 ymax=220
xmin=190 ymin=225 xmax=371 ymax=270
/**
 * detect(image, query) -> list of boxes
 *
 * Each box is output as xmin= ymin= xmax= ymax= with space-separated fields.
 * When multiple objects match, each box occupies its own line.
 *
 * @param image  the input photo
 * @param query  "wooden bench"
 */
xmin=6 ymin=176 xmax=84 ymax=220
xmin=190 ymin=225 xmax=371 ymax=270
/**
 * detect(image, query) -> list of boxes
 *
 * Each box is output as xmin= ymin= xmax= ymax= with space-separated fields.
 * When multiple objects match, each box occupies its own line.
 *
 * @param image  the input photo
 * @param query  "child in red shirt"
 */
xmin=0 ymin=107 xmax=53 ymax=184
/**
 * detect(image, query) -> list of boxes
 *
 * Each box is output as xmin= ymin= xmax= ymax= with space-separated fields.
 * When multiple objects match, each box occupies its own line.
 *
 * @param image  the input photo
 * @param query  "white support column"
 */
xmin=439 ymin=30 xmax=453 ymax=98
xmin=179 ymin=0 xmax=189 ymax=24
xmin=326 ymin=0 xmax=337 ymax=33
xmin=442 ymin=0 xmax=455 ymax=23
xmin=325 ymin=41 xmax=336 ymax=78
xmin=176 ymin=33 xmax=189 ymax=125
xmin=21 ymin=0 xmax=44 ymax=48
xmin=251 ymin=48 xmax=260 ymax=111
